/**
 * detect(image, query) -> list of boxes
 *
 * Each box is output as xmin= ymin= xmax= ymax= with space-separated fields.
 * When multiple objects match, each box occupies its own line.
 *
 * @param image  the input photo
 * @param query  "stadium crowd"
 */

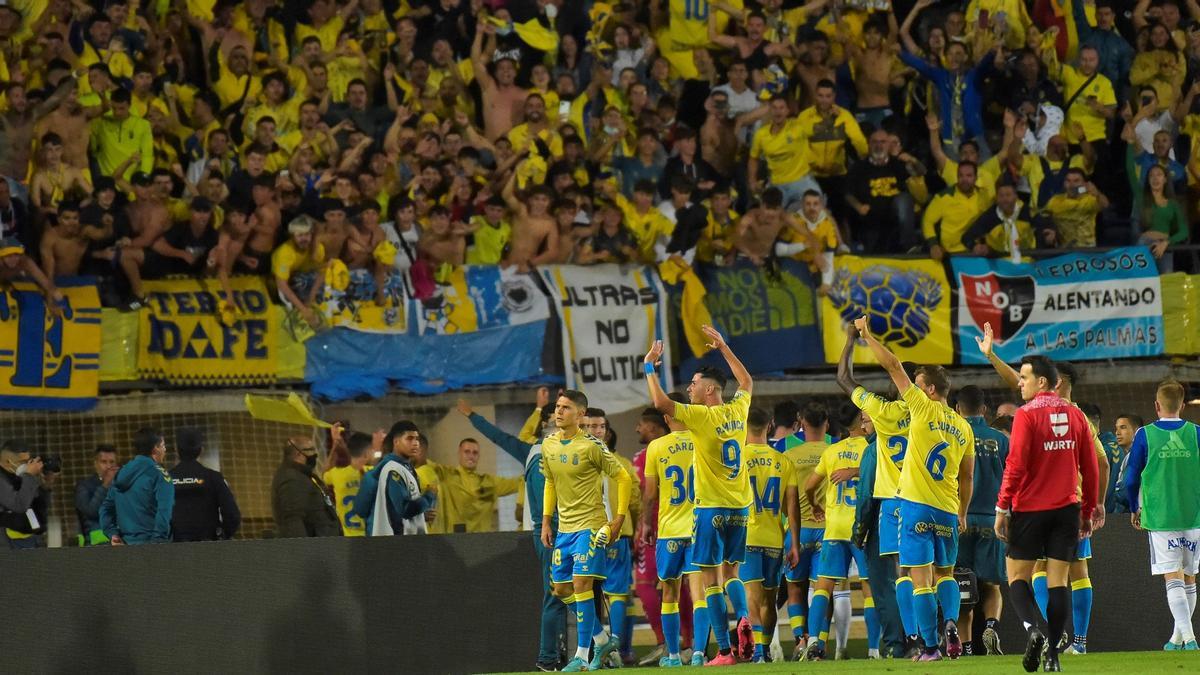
xmin=0 ymin=0 xmax=1196 ymax=327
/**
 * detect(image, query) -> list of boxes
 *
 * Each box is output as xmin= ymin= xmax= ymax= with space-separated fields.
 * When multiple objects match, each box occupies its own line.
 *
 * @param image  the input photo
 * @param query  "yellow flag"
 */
xmin=245 ymin=392 xmax=332 ymax=428
xmin=658 ymin=258 xmax=713 ymax=359
xmin=514 ymin=19 xmax=559 ymax=52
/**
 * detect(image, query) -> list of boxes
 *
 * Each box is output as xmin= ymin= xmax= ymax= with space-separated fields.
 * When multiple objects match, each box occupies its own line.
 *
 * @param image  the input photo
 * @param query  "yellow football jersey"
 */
xmin=542 ymin=430 xmax=629 ymax=533
xmin=785 ymin=440 xmax=827 ymax=527
xmin=674 ymin=389 xmax=752 ymax=509
xmin=813 ymin=437 xmax=869 ymax=541
xmin=646 ymin=430 xmax=696 ymax=540
xmin=898 ymin=387 xmax=976 ymax=514
xmin=607 ymin=454 xmax=642 ymax=537
xmin=744 ymin=442 xmax=796 ymax=549
xmin=666 ymin=0 xmax=741 ymax=51
xmin=852 ymin=386 xmax=910 ymax=501
xmin=323 ymin=465 xmax=366 ymax=537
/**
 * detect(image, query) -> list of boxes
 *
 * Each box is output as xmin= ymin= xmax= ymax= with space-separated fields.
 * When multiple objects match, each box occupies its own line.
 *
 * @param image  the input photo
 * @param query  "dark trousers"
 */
xmin=534 ymin=535 xmax=569 ymax=665
xmin=864 ymin=507 xmax=906 ymax=657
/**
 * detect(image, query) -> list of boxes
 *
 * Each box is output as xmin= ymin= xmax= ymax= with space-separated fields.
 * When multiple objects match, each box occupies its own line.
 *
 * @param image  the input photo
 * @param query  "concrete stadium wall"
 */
xmin=5 ymin=532 xmax=541 ymax=674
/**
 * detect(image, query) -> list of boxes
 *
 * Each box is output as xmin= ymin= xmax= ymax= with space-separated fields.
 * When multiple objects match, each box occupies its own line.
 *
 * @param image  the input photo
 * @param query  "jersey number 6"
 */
xmin=925 ymin=441 xmax=950 ymax=481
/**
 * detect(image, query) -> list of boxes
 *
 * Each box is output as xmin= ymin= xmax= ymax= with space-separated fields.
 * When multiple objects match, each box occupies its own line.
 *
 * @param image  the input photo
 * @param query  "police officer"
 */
xmin=170 ymin=428 xmax=242 ymax=542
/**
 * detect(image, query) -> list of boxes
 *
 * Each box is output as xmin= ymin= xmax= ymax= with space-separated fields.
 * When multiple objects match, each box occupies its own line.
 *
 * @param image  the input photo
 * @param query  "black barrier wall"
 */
xmin=993 ymin=518 xmax=1172 ymax=653
xmin=5 ymin=532 xmax=540 ymax=675
xmin=2 ymin=520 xmax=1175 ymax=674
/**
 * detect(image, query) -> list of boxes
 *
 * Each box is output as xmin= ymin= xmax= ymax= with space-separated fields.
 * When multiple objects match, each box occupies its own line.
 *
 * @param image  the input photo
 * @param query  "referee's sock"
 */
xmin=1046 ymin=585 xmax=1070 ymax=655
xmin=1032 ymin=571 xmax=1049 ymax=620
xmin=1009 ymin=578 xmax=1046 ymax=635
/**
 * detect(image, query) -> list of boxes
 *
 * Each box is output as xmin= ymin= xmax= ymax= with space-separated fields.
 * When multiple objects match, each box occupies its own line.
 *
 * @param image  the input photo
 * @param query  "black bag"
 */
xmin=954 ymin=567 xmax=980 ymax=606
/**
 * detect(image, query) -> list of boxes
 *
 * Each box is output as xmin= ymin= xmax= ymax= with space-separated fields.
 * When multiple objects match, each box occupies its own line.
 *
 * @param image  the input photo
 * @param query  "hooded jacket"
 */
xmin=100 ymin=455 xmax=175 ymax=544
xmin=353 ymin=453 xmax=434 ymax=535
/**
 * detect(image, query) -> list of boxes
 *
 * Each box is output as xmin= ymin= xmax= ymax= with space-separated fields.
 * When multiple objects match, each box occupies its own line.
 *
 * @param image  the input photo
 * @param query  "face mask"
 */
xmin=603 ymin=125 xmax=619 ymax=135
xmin=305 ymin=454 xmax=318 ymax=470
xmin=497 ymin=23 xmax=513 ymax=37
xmin=15 ymin=462 xmax=28 ymax=475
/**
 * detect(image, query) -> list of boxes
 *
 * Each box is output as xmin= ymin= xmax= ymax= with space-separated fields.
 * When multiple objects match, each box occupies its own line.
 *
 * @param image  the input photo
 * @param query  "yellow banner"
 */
xmin=1162 ymin=273 xmax=1199 ymax=356
xmin=137 ymin=276 xmax=277 ymax=385
xmin=821 ymin=256 xmax=954 ymax=365
xmin=0 ymin=280 xmax=101 ymax=410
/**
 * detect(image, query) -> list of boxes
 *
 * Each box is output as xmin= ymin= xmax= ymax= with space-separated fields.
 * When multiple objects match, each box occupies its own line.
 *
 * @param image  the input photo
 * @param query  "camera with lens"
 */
xmin=37 ymin=454 xmax=62 ymax=474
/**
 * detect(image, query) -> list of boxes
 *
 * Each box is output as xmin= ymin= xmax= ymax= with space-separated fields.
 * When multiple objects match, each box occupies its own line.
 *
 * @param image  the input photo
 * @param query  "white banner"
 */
xmin=540 ymin=264 xmax=673 ymax=414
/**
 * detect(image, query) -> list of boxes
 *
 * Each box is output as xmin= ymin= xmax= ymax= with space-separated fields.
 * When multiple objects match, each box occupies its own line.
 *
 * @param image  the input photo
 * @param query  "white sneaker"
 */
xmin=769 ymin=634 xmax=785 ymax=663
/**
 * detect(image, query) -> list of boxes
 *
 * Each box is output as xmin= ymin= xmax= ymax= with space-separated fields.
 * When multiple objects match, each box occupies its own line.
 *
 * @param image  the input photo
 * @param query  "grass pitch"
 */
xmin=501 ymin=650 xmax=1197 ymax=674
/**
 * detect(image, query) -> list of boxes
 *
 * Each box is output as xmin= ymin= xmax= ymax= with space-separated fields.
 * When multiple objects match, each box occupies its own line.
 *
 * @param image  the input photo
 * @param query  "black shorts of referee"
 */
xmin=1006 ymin=503 xmax=1080 ymax=562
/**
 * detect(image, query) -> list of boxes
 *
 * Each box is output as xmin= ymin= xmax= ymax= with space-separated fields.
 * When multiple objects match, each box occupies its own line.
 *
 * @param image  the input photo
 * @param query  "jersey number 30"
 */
xmin=665 ymin=465 xmax=696 ymax=506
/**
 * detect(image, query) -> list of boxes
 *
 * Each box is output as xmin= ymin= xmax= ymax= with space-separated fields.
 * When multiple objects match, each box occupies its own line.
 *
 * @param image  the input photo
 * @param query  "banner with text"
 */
xmin=822 ymin=256 xmax=954 ymax=365
xmin=305 ymin=266 xmax=553 ymax=400
xmin=693 ymin=258 xmax=822 ymax=372
xmin=0 ymin=278 xmax=101 ymax=410
xmin=952 ymin=247 xmax=1165 ymax=363
xmin=541 ymin=264 xmax=673 ymax=413
xmin=137 ymin=277 xmax=277 ymax=385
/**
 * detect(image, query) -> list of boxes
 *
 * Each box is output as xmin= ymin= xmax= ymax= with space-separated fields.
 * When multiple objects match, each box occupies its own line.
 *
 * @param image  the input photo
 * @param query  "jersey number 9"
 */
xmin=721 ymin=440 xmax=742 ymax=479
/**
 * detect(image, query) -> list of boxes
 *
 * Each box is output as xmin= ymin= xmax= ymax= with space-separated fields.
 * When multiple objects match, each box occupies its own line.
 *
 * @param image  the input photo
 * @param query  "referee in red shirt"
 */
xmin=994 ymin=356 xmax=1099 ymax=673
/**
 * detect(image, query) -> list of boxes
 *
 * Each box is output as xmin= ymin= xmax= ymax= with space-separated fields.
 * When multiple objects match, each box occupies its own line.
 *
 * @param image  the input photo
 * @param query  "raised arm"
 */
xmin=926 ymin=113 xmax=949 ymax=170
xmin=854 ymin=316 xmax=911 ymax=394
xmin=707 ymin=7 xmax=740 ymax=50
xmin=835 ymin=321 xmax=860 ymax=395
xmin=703 ymin=324 xmax=752 ymax=395
xmin=643 ymin=340 xmax=673 ymax=415
xmin=900 ymin=0 xmax=933 ymax=55
xmin=975 ymin=322 xmax=1020 ymax=390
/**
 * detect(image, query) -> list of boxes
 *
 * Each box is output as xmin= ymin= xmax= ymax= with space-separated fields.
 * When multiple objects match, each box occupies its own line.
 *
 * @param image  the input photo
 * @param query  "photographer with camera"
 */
xmin=100 ymin=428 xmax=175 ymax=546
xmin=75 ymin=445 xmax=119 ymax=546
xmin=0 ymin=440 xmax=59 ymax=549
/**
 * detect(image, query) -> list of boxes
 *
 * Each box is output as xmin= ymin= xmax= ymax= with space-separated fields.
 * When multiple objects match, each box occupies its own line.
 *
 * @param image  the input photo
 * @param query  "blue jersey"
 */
xmin=1098 ymin=431 xmax=1124 ymax=514
xmin=965 ymin=416 xmax=1008 ymax=518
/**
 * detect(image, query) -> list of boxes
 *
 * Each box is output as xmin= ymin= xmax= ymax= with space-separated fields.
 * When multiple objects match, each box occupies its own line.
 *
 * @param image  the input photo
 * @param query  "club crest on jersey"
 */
xmin=1050 ymin=412 xmax=1069 ymax=437
xmin=961 ymin=272 xmax=1035 ymax=342
xmin=667 ymin=540 xmax=681 ymax=554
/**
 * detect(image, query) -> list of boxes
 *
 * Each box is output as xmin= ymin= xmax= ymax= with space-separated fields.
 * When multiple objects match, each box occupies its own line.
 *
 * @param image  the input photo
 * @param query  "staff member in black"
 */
xmin=170 ymin=428 xmax=242 ymax=541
